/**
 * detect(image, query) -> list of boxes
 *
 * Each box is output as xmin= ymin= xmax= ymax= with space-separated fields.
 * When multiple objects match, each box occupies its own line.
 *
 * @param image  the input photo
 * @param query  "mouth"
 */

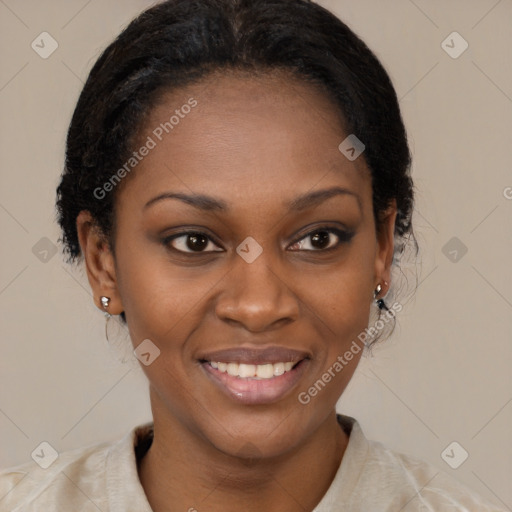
xmin=198 ymin=347 xmax=310 ymax=405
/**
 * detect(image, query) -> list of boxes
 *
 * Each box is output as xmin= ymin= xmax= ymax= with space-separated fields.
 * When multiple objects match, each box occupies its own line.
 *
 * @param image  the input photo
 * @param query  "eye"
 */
xmin=164 ymin=231 xmax=223 ymax=253
xmin=288 ymin=227 xmax=353 ymax=251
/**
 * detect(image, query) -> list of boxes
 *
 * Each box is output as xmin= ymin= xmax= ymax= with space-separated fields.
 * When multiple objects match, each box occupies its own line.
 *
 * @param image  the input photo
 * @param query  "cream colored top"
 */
xmin=0 ymin=415 xmax=506 ymax=511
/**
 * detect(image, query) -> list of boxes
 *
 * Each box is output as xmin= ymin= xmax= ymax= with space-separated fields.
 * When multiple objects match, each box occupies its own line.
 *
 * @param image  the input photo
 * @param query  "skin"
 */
xmin=77 ymin=71 xmax=396 ymax=512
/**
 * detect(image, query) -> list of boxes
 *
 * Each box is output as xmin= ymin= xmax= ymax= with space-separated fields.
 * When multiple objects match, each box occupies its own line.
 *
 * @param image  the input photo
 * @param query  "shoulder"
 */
xmin=364 ymin=437 xmax=502 ymax=510
xmin=326 ymin=415 xmax=507 ymax=511
xmin=0 ymin=423 xmax=153 ymax=512
xmin=0 ymin=439 xmax=112 ymax=512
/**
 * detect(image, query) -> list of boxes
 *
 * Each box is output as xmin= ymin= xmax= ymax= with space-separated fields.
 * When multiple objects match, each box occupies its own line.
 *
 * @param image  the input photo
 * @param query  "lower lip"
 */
xmin=201 ymin=360 xmax=308 ymax=405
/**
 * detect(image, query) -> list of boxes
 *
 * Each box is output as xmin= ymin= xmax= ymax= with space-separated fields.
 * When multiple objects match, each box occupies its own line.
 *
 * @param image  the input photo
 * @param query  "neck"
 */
xmin=138 ymin=392 xmax=348 ymax=512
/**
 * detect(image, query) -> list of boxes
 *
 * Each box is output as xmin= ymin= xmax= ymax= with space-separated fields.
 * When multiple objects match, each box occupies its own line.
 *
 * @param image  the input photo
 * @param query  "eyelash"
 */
xmin=162 ymin=226 xmax=354 ymax=255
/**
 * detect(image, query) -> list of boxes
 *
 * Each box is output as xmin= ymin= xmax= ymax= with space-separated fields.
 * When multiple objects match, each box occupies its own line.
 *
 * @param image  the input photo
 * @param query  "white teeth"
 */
xmin=284 ymin=362 xmax=294 ymax=372
xmin=256 ymin=364 xmax=274 ymax=379
xmin=210 ymin=361 xmax=296 ymax=379
xmin=273 ymin=362 xmax=285 ymax=376
xmin=238 ymin=364 xmax=256 ymax=378
xmin=227 ymin=363 xmax=238 ymax=376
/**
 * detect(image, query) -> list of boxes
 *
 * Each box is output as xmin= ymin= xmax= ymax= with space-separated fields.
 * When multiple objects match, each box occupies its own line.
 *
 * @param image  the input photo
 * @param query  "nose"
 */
xmin=215 ymin=249 xmax=300 ymax=333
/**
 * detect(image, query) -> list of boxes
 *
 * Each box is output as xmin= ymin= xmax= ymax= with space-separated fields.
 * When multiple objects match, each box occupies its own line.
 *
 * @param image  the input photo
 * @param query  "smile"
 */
xmin=208 ymin=361 xmax=296 ymax=379
xmin=200 ymin=357 xmax=309 ymax=405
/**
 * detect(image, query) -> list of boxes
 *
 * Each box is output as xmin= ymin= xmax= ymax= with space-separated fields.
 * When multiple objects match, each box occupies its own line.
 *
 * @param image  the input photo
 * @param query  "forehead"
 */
xmin=121 ymin=71 xmax=371 ymax=210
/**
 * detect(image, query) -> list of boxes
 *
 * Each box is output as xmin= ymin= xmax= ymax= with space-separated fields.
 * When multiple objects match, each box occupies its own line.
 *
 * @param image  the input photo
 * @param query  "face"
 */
xmin=79 ymin=71 xmax=396 ymax=458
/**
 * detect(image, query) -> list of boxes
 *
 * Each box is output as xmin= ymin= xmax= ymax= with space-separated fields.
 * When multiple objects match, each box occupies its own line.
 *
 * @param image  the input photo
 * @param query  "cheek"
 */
xmin=113 ymin=243 xmax=221 ymax=347
xmin=296 ymin=272 xmax=372 ymax=406
xmin=298 ymin=250 xmax=375 ymax=382
xmin=304 ymin=253 xmax=375 ymax=332
xmin=315 ymin=278 xmax=372 ymax=379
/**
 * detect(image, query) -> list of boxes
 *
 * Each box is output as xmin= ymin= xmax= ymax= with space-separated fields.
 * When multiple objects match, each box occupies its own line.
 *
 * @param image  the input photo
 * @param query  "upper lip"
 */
xmin=198 ymin=346 xmax=311 ymax=365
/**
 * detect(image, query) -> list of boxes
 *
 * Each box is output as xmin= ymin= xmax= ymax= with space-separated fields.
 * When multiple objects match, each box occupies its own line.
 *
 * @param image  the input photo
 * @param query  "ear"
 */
xmin=76 ymin=210 xmax=124 ymax=315
xmin=373 ymin=199 xmax=397 ymax=295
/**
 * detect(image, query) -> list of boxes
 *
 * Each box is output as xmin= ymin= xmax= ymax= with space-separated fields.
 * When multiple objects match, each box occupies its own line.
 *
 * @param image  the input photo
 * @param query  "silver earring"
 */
xmin=100 ymin=296 xmax=111 ymax=317
xmin=100 ymin=296 xmax=112 ymax=344
xmin=98 ymin=297 xmax=132 ymax=365
xmin=374 ymin=282 xmax=389 ymax=311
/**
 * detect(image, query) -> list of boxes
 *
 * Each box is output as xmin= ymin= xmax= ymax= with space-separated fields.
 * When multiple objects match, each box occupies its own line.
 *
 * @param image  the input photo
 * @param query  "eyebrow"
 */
xmin=143 ymin=186 xmax=360 ymax=212
xmin=144 ymin=192 xmax=228 ymax=212
xmin=286 ymin=186 xmax=361 ymax=212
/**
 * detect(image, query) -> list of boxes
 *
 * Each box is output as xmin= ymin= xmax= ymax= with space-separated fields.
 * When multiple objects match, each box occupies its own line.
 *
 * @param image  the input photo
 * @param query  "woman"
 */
xmin=0 ymin=0 xmax=506 ymax=510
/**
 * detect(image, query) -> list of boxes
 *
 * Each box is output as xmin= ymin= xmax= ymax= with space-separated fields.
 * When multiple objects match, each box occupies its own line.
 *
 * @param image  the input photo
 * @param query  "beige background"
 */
xmin=0 ymin=0 xmax=511 ymax=509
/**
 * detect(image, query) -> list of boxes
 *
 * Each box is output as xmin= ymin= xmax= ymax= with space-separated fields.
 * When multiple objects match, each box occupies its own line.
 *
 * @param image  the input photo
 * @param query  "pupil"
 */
xmin=187 ymin=234 xmax=208 ymax=251
xmin=311 ymin=231 xmax=330 ymax=248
